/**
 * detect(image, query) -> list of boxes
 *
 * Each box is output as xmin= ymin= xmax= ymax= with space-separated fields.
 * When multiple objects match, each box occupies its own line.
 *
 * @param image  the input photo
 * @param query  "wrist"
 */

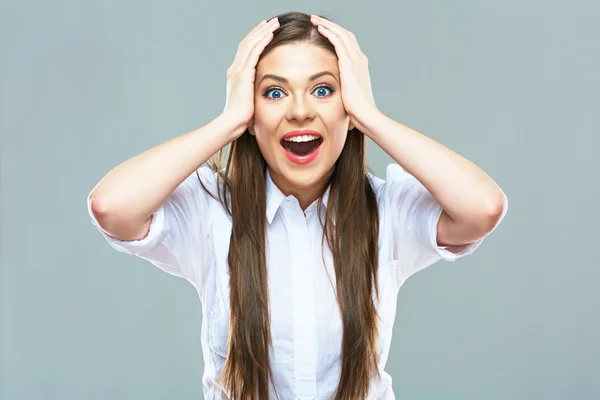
xmin=218 ymin=111 xmax=249 ymax=140
xmin=351 ymin=106 xmax=384 ymax=137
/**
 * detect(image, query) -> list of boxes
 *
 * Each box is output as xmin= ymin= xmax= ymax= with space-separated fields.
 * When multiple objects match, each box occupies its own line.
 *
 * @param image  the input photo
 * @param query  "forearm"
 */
xmin=359 ymin=109 xmax=505 ymax=226
xmin=89 ymin=111 xmax=245 ymax=225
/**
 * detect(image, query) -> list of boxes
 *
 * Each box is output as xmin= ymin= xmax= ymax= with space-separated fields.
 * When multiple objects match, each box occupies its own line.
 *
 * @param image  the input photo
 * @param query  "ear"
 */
xmin=248 ymin=118 xmax=255 ymax=136
xmin=348 ymin=120 xmax=355 ymax=131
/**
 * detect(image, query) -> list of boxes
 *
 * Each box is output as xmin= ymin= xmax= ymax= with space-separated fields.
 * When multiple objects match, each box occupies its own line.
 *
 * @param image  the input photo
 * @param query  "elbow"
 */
xmin=88 ymin=195 xmax=132 ymax=240
xmin=88 ymin=195 xmax=146 ymax=241
xmin=483 ymin=191 xmax=507 ymax=232
xmin=88 ymin=195 xmax=116 ymax=234
xmin=89 ymin=194 xmax=109 ymax=217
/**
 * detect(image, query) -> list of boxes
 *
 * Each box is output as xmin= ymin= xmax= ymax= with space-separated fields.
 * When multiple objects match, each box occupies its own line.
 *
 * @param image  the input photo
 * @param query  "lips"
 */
xmin=281 ymin=129 xmax=322 ymax=140
xmin=279 ymin=129 xmax=323 ymax=164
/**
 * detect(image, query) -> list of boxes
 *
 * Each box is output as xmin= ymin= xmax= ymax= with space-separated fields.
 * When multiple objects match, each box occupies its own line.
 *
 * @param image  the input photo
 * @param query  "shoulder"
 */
xmin=192 ymin=164 xmax=219 ymax=189
xmin=186 ymin=164 xmax=233 ymax=215
xmin=367 ymin=163 xmax=416 ymax=201
xmin=179 ymin=165 xmax=222 ymax=200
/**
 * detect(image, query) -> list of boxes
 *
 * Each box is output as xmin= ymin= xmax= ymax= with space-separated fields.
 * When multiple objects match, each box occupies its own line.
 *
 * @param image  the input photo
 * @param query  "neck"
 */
xmin=268 ymin=166 xmax=334 ymax=211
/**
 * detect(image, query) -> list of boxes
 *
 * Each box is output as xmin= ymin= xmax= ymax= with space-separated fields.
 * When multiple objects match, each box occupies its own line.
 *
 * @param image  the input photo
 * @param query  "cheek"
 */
xmin=253 ymin=104 xmax=281 ymax=133
xmin=321 ymin=101 xmax=350 ymax=126
xmin=321 ymin=105 xmax=351 ymax=145
xmin=329 ymin=131 xmax=348 ymax=157
xmin=252 ymin=125 xmax=279 ymax=165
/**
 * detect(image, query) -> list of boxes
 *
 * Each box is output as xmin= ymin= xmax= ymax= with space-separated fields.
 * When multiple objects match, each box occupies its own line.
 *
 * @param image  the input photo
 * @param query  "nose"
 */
xmin=286 ymin=92 xmax=315 ymax=122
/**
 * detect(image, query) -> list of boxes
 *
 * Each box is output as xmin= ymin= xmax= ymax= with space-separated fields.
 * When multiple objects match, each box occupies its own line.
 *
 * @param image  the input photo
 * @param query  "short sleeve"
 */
xmin=87 ymin=166 xmax=218 ymax=290
xmin=377 ymin=164 xmax=507 ymax=288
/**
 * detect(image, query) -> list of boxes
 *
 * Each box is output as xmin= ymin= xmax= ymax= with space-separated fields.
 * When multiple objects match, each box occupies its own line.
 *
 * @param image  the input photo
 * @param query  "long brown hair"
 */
xmin=199 ymin=11 xmax=381 ymax=399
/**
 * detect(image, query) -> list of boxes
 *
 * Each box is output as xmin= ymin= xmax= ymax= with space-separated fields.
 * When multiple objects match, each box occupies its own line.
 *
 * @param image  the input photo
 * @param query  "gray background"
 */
xmin=1 ymin=0 xmax=598 ymax=399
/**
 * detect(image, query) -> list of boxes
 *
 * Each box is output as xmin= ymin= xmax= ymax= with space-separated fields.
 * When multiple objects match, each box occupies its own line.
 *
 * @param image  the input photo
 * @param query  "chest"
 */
xmin=201 ymin=205 xmax=398 ymax=369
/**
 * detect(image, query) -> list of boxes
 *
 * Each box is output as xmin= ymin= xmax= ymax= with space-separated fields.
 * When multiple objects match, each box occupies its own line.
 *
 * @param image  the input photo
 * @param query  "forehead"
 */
xmin=257 ymin=43 xmax=338 ymax=80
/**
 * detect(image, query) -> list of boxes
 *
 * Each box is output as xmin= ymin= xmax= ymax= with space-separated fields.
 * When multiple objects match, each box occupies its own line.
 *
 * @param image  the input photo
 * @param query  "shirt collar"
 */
xmin=265 ymin=168 xmax=331 ymax=224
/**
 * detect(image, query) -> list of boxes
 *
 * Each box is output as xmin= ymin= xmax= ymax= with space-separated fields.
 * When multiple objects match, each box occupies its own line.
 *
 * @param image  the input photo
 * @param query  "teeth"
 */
xmin=283 ymin=135 xmax=320 ymax=142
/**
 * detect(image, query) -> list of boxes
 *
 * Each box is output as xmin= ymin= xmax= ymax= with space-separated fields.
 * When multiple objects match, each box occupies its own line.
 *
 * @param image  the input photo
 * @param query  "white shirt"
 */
xmin=87 ymin=163 xmax=507 ymax=400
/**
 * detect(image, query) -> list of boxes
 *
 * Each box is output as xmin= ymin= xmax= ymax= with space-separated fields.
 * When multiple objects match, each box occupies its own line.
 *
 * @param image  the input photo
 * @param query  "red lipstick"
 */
xmin=279 ymin=129 xmax=323 ymax=165
xmin=281 ymin=129 xmax=321 ymax=139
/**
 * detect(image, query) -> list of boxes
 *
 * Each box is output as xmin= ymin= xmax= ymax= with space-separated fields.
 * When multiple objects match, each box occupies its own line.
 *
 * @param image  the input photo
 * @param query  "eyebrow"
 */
xmin=258 ymin=71 xmax=338 ymax=86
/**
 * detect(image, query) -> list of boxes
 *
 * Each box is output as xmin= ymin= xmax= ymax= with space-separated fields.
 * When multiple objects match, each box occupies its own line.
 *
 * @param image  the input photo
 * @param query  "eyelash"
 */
xmin=262 ymin=84 xmax=336 ymax=101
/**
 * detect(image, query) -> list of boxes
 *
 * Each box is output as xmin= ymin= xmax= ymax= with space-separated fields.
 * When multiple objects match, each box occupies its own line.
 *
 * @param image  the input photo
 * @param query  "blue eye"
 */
xmin=262 ymin=85 xmax=335 ymax=100
xmin=314 ymin=86 xmax=332 ymax=97
xmin=266 ymin=88 xmax=284 ymax=99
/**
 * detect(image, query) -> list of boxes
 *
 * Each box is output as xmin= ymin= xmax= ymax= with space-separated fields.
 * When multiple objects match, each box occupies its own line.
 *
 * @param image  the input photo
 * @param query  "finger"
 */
xmin=244 ymin=26 xmax=277 ymax=73
xmin=244 ymin=17 xmax=279 ymax=47
xmin=238 ymin=20 xmax=268 ymax=52
xmin=236 ymin=18 xmax=278 ymax=63
xmin=254 ymin=19 xmax=268 ymax=31
xmin=312 ymin=16 xmax=358 ymax=57
xmin=312 ymin=16 xmax=361 ymax=59
xmin=241 ymin=18 xmax=279 ymax=65
xmin=246 ymin=18 xmax=270 ymax=38
xmin=314 ymin=23 xmax=351 ymax=61
xmin=234 ymin=18 xmax=279 ymax=71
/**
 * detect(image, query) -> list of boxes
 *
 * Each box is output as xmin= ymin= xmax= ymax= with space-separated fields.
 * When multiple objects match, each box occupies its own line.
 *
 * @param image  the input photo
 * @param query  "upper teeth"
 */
xmin=284 ymin=135 xmax=320 ymax=142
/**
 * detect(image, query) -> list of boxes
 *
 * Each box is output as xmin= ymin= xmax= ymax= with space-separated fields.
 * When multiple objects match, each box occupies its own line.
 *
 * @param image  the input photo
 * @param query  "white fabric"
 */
xmin=87 ymin=163 xmax=507 ymax=399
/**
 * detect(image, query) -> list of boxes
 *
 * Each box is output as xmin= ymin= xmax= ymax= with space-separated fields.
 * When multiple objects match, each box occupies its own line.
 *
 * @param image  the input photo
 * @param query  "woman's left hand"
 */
xmin=310 ymin=15 xmax=379 ymax=132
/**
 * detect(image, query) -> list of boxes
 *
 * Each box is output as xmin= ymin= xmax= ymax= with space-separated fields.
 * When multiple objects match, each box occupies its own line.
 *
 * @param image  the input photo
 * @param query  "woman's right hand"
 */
xmin=222 ymin=17 xmax=280 ymax=135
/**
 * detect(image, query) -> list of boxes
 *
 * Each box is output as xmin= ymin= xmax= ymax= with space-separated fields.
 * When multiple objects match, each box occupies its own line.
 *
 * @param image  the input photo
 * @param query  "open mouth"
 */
xmin=280 ymin=135 xmax=323 ymax=156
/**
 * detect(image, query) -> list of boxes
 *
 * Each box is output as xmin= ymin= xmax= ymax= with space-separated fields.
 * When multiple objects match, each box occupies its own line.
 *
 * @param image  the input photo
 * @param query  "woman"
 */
xmin=87 ymin=11 xmax=507 ymax=400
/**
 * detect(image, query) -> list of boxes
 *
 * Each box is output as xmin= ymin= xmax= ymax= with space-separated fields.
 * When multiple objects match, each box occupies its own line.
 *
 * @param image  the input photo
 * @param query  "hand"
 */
xmin=222 ymin=17 xmax=280 ymax=135
xmin=310 ymin=15 xmax=379 ymax=133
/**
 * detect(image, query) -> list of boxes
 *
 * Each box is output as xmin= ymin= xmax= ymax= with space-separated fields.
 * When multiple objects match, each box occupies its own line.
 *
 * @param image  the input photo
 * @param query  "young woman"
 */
xmin=87 ymin=11 xmax=507 ymax=400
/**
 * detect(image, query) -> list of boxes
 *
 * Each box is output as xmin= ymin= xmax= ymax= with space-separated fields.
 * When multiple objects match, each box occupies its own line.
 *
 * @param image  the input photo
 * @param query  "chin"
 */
xmin=278 ymin=162 xmax=327 ymax=186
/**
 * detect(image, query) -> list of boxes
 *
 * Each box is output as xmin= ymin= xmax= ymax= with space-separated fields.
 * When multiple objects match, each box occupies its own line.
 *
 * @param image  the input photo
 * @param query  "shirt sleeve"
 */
xmin=86 ymin=166 xmax=217 ymax=290
xmin=379 ymin=163 xmax=508 ymax=288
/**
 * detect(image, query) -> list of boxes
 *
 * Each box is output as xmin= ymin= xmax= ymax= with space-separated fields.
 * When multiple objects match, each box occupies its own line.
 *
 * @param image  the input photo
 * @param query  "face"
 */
xmin=250 ymin=42 xmax=354 ymax=199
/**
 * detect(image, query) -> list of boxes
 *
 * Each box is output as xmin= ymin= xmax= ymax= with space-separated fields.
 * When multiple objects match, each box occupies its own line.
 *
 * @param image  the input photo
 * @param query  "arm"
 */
xmin=306 ymin=16 xmax=505 ymax=247
xmin=358 ymin=109 xmax=507 ymax=247
xmin=89 ymin=111 xmax=246 ymax=241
